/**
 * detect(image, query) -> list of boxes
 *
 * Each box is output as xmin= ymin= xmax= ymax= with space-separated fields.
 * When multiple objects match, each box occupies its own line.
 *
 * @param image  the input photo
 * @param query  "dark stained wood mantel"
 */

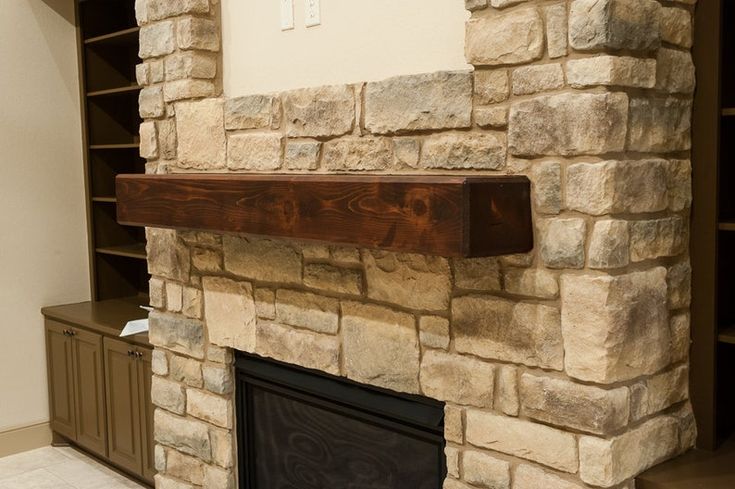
xmin=116 ymin=174 xmax=533 ymax=257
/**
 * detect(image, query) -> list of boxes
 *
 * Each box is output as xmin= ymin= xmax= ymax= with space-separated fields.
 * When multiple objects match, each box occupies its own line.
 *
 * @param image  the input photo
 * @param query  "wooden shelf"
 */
xmin=87 ymin=85 xmax=141 ymax=98
xmin=90 ymin=143 xmax=139 ymax=150
xmin=92 ymin=197 xmax=117 ymax=203
xmin=96 ymin=243 xmax=147 ymax=260
xmin=718 ymin=325 xmax=735 ymax=344
xmin=116 ymin=174 xmax=533 ymax=258
xmin=718 ymin=221 xmax=735 ymax=231
xmin=84 ymin=26 xmax=139 ymax=46
xmin=723 ymin=108 xmax=735 ymax=117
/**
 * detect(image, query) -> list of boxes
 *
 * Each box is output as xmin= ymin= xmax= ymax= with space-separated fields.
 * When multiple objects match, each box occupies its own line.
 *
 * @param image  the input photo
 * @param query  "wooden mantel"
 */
xmin=116 ymin=174 xmax=533 ymax=258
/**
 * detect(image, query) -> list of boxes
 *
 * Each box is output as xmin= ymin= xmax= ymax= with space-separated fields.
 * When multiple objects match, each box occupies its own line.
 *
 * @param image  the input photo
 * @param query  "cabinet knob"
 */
xmin=127 ymin=350 xmax=134 ymax=357
xmin=136 ymin=351 xmax=143 ymax=359
xmin=63 ymin=330 xmax=70 ymax=336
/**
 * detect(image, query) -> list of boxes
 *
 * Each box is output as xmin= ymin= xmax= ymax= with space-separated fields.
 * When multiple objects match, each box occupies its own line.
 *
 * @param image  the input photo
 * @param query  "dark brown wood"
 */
xmin=137 ymin=348 xmax=156 ymax=484
xmin=116 ymin=174 xmax=533 ymax=258
xmin=46 ymin=321 xmax=77 ymax=441
xmin=691 ymin=0 xmax=723 ymax=450
xmin=72 ymin=327 xmax=107 ymax=456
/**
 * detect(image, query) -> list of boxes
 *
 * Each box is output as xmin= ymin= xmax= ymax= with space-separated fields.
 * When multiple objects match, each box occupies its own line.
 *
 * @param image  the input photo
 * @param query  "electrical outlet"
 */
xmin=280 ymin=0 xmax=294 ymax=30
xmin=305 ymin=0 xmax=320 ymax=27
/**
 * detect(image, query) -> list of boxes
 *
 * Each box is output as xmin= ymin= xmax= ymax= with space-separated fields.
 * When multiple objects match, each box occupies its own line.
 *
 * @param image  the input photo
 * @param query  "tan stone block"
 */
xmin=202 ymin=277 xmax=257 ymax=352
xmin=342 ymin=302 xmax=419 ymax=393
xmin=491 ymin=0 xmax=528 ymax=6
xmin=539 ymin=218 xmax=586 ymax=269
xmin=154 ymin=409 xmax=211 ymax=461
xmin=671 ymin=313 xmax=690 ymax=363
xmin=139 ymin=21 xmax=175 ymax=58
xmin=147 ymin=229 xmax=191 ymax=282
xmin=207 ymin=345 xmax=233 ymax=365
xmin=275 ymin=289 xmax=339 ymax=334
xmin=176 ymin=17 xmax=219 ymax=51
xmin=227 ymin=133 xmax=282 ymax=171
xmin=466 ymin=410 xmax=578 ymax=473
xmin=364 ymin=71 xmax=472 ymax=134
xmin=203 ymin=365 xmax=233 ymax=395
xmin=453 ymin=257 xmax=501 ymax=291
xmin=668 ymin=159 xmax=692 ymax=212
xmin=187 ymin=389 xmax=232 ymax=429
xmin=144 ymin=0 xmax=209 ymax=21
xmin=632 ymin=366 xmax=689 ymax=420
xmin=465 ymin=0 xmax=487 ymax=11
xmin=140 ymin=122 xmax=158 ymax=159
xmin=453 ymin=297 xmax=563 ymax=370
xmin=462 ymin=450 xmax=510 ymax=489
xmin=152 ymin=350 xmax=168 ymax=376
xmin=164 ymin=51 xmax=217 ymax=80
xmin=139 ymin=86 xmax=165 ymax=118
xmin=303 ymin=263 xmax=363 ymax=295
xmin=163 ymin=79 xmax=215 ymax=102
xmin=629 ymin=217 xmax=686 ymax=262
xmin=150 ymin=278 xmax=165 ymax=308
xmin=151 ymin=376 xmax=186 ymax=415
xmin=589 ymin=220 xmax=630 ymax=270
xmin=569 ymin=0 xmax=661 ymax=51
xmin=223 ymin=236 xmax=302 ymax=284
xmin=561 ymin=268 xmax=670 ymax=383
xmin=165 ymin=282 xmax=182 ymax=313
xmin=627 ymin=97 xmax=692 ymax=152
xmin=443 ymin=479 xmax=473 ymax=489
xmin=420 ymin=350 xmax=495 ymax=407
xmin=544 ymin=3 xmax=568 ymax=58
xmin=661 ymin=7 xmax=693 ymax=48
xmin=392 ymin=138 xmax=420 ymax=168
xmin=285 ymin=140 xmax=321 ymax=170
xmin=474 ymin=70 xmax=509 ymax=105
xmin=169 ymin=355 xmax=203 ymax=387
xmin=474 ymin=106 xmax=508 ymax=129
xmin=579 ymin=417 xmax=679 ymax=486
xmin=514 ymin=465 xmax=587 ymax=489
xmin=175 ymin=98 xmax=225 ymax=169
xmin=165 ymin=448 xmax=204 ymax=485
xmin=444 ymin=405 xmax=464 ymax=444
xmin=154 ymin=444 xmax=166 ymax=472
xmin=419 ymin=316 xmax=450 ymax=350
xmin=495 ymin=365 xmax=519 ymax=416
xmin=364 ymin=251 xmax=451 ymax=311
xmin=209 ymin=428 xmax=234 ymax=468
xmin=445 ymin=446 xmax=459 ymax=478
xmin=466 ymin=8 xmax=544 ymax=66
xmin=330 ymin=246 xmax=361 ymax=265
xmin=567 ymin=56 xmax=656 ymax=88
xmin=158 ymin=118 xmax=177 ymax=159
xmin=155 ymin=475 xmax=194 ymax=489
xmin=657 ymin=48 xmax=696 ymax=94
xmin=192 ymin=247 xmax=222 ymax=273
xmin=504 ymin=268 xmax=558 ymax=299
xmin=421 ymin=132 xmax=506 ymax=170
xmin=253 ymin=288 xmax=276 ymax=320
xmin=256 ymin=322 xmax=340 ymax=375
xmin=224 ymin=95 xmax=277 ymax=130
xmin=512 ymin=63 xmax=564 ymax=96
xmin=530 ymin=160 xmax=561 ymax=214
xmin=322 ymin=137 xmax=392 ymax=171
xmin=149 ymin=312 xmax=205 ymax=359
xmin=282 ymin=85 xmax=355 ymax=137
xmin=203 ymin=465 xmax=235 ymax=489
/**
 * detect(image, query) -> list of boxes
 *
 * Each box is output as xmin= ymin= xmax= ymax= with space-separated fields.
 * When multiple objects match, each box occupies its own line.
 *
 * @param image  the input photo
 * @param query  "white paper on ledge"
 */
xmin=120 ymin=306 xmax=153 ymax=337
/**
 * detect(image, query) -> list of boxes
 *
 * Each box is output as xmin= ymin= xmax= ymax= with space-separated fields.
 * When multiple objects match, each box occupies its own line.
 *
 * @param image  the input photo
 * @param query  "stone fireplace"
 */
xmin=136 ymin=0 xmax=696 ymax=488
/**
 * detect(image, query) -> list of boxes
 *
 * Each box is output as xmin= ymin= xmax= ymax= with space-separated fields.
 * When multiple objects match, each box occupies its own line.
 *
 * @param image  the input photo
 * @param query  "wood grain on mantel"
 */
xmin=115 ymin=174 xmax=533 ymax=258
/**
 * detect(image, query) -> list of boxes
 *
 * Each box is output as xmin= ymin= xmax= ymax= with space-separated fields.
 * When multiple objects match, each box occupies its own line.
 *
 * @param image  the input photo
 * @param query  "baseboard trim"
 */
xmin=0 ymin=422 xmax=53 ymax=458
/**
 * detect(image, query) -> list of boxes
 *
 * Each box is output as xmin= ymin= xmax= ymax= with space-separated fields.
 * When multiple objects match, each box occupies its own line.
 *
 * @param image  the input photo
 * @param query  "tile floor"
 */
xmin=0 ymin=446 xmax=146 ymax=489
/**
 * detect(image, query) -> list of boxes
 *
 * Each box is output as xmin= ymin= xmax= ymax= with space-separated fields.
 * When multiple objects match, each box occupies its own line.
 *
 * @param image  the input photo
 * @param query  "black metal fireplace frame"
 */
xmin=235 ymin=353 xmax=446 ymax=489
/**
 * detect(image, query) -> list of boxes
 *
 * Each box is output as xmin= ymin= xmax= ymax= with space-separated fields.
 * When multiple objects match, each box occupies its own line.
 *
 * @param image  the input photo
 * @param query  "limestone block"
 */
xmin=139 ymin=86 xmax=165 ymax=118
xmin=364 ymin=71 xmax=472 ymax=134
xmin=393 ymin=138 xmax=420 ymax=167
xmin=255 ymin=322 xmax=340 ymax=375
xmin=342 ymin=302 xmax=419 ymax=393
xmin=187 ymin=389 xmax=232 ymax=429
xmin=629 ymin=217 xmax=685 ymax=262
xmin=544 ymin=3 xmax=568 ymax=58
xmin=671 ymin=313 xmax=691 ymax=363
xmin=627 ymin=97 xmax=692 ymax=153
xmin=322 ymin=137 xmax=392 ymax=171
xmin=474 ymin=70 xmax=509 ymax=105
xmin=504 ymin=268 xmax=558 ymax=299
xmin=192 ymin=247 xmax=222 ymax=273
xmin=453 ymin=257 xmax=501 ymax=292
xmin=511 ymin=63 xmax=564 ymax=95
xmin=165 ymin=449 xmax=204 ymax=485
xmin=631 ymin=366 xmax=689 ymax=420
xmin=164 ymin=52 xmax=217 ymax=81
xmin=158 ymin=118 xmax=177 ymax=159
xmin=495 ymin=365 xmax=519 ymax=416
xmin=569 ymin=0 xmax=661 ymax=51
xmin=144 ymin=0 xmax=209 ymax=21
xmin=202 ymin=365 xmax=233 ymax=395
xmin=203 ymin=465 xmax=235 ymax=489
xmin=155 ymin=475 xmax=194 ymax=489
xmin=466 ymin=410 xmax=578 ymax=473
xmin=152 ymin=350 xmax=168 ymax=376
xmin=656 ymin=48 xmax=696 ymax=94
xmin=474 ymin=106 xmax=508 ymax=129
xmin=465 ymin=0 xmax=488 ymax=12
xmin=421 ymin=132 xmax=506 ymax=170
xmin=140 ymin=122 xmax=158 ymax=159
xmin=224 ymin=95 xmax=277 ymax=130
xmin=285 ymin=140 xmax=321 ymax=170
xmin=419 ymin=316 xmax=450 ymax=350
xmin=163 ymin=79 xmax=215 ymax=102
xmin=462 ymin=451 xmax=510 ymax=489
xmin=661 ymin=7 xmax=693 ymax=48
xmin=668 ymin=260 xmax=691 ymax=309
xmin=515 ymin=465 xmax=588 ymax=489
xmin=253 ymin=288 xmax=276 ymax=320
xmin=222 ymin=236 xmax=302 ymax=284
xmin=149 ymin=278 xmax=165 ymax=308
xmin=139 ymin=21 xmax=175 ymax=58
xmin=508 ymin=92 xmax=628 ymax=156
xmin=176 ymin=17 xmax=219 ymax=51
xmin=282 ymin=85 xmax=355 ymax=137
xmin=207 ymin=345 xmax=233 ymax=365
xmin=567 ymin=56 xmax=656 ymax=88
xmin=154 ymin=410 xmax=211 ymax=461
xmin=466 ymin=8 xmax=544 ymax=66
xmin=668 ymin=159 xmax=692 ymax=212
xmin=491 ymin=0 xmax=528 ymax=6
xmin=561 ymin=268 xmax=670 ymax=383
xmin=275 ymin=289 xmax=339 ymax=334
xmin=151 ymin=376 xmax=186 ymax=415
xmin=303 ymin=263 xmax=363 ymax=295
xmin=453 ymin=296 xmax=563 ymax=370
xmin=364 ymin=251 xmax=451 ymax=311
xmin=175 ymin=98 xmax=226 ymax=169
xmin=170 ymin=355 xmax=203 ymax=387
xmin=147 ymin=229 xmax=191 ymax=282
xmin=227 ymin=133 xmax=282 ymax=171
xmin=420 ymin=350 xmax=495 ymax=407
xmin=588 ymin=220 xmax=630 ymax=269
xmin=530 ymin=160 xmax=561 ymax=214
xmin=149 ymin=312 xmax=205 ymax=359
xmin=444 ymin=405 xmax=464 ymax=444
xmin=165 ymin=283 xmax=182 ymax=313
xmin=202 ymin=277 xmax=257 ymax=352
xmin=538 ymin=218 xmax=586 ymax=269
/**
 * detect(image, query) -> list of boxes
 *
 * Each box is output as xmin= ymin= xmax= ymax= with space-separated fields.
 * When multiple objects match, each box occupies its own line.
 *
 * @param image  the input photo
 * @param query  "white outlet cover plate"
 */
xmin=305 ymin=0 xmax=321 ymax=27
xmin=280 ymin=0 xmax=294 ymax=30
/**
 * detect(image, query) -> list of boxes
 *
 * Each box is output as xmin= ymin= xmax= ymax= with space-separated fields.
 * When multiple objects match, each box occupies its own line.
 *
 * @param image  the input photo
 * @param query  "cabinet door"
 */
xmin=45 ymin=320 xmax=76 ymax=440
xmin=72 ymin=328 xmax=107 ymax=456
xmin=104 ymin=337 xmax=142 ymax=475
xmin=137 ymin=347 xmax=156 ymax=483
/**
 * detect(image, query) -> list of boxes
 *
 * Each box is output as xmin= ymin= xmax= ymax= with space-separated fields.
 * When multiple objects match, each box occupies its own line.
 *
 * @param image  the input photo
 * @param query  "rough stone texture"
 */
xmin=569 ymin=0 xmax=661 ymax=51
xmin=418 ymin=316 xmax=450 ymax=350
xmin=169 ymin=355 xmax=203 ymax=387
xmin=285 ymin=140 xmax=321 ymax=170
xmin=632 ymin=366 xmax=689 ymax=420
xmin=474 ymin=106 xmax=508 ymax=129
xmin=392 ymin=138 xmax=420 ymax=167
xmin=561 ymin=268 xmax=670 ymax=383
xmin=227 ymin=133 xmax=282 ymax=171
xmin=275 ymin=289 xmax=339 ymax=334
xmin=539 ymin=218 xmax=586 ymax=269
xmin=579 ymin=417 xmax=679 ymax=487
xmin=364 ymin=71 xmax=472 ymax=134
xmin=466 ymin=8 xmax=544 ymax=66
xmin=661 ymin=7 xmax=693 ymax=49
xmin=253 ymin=288 xmax=276 ymax=319
xmin=465 ymin=0 xmax=488 ymax=12
xmin=474 ymin=70 xmax=509 ymax=105
xmin=165 ymin=449 xmax=204 ymax=486
xmin=140 ymin=121 xmax=158 ymax=159
xmin=567 ymin=56 xmax=656 ymax=88
xmin=668 ymin=261 xmax=692 ymax=310
xmin=515 ymin=465 xmax=587 ymax=489
xmin=630 ymin=217 xmax=685 ymax=262
xmin=364 ymin=251 xmax=451 ymax=311
xmin=512 ymin=63 xmax=564 ymax=95
xmin=420 ymin=350 xmax=495 ymax=407
xmin=321 ymin=137 xmax=392 ymax=171
xmin=656 ymin=48 xmax=696 ymax=94
xmin=154 ymin=410 xmax=211 ymax=461
xmin=445 ymin=405 xmax=464 ymax=444
xmin=466 ymin=410 xmax=578 ymax=473
xmin=453 ymin=297 xmax=563 ymax=370
xmin=142 ymin=0 xmax=209 ymax=22
xmin=421 ymin=132 xmax=506 ymax=170
xmin=504 ymin=269 xmax=558 ymax=299
xmin=671 ymin=313 xmax=691 ymax=364
xmin=495 ymin=365 xmax=519 ymax=416
xmin=202 ymin=277 xmax=257 ymax=352
xmin=139 ymin=21 xmax=175 ymax=58
xmin=187 ymin=389 xmax=232 ymax=429
xmin=147 ymin=229 xmax=191 ymax=283
xmin=223 ymin=236 xmax=302 ymax=284
xmin=491 ymin=0 xmax=528 ymax=7
xmin=224 ymin=95 xmax=277 ymax=130
xmin=192 ymin=248 xmax=221 ymax=273
xmin=628 ymin=97 xmax=692 ymax=153
xmin=589 ymin=220 xmax=630 ymax=269
xmin=508 ymin=92 xmax=628 ymax=156
xmin=520 ymin=373 xmax=630 ymax=435
xmin=151 ymin=376 xmax=186 ymax=415
xmin=165 ymin=51 xmax=217 ymax=81
xmin=282 ymin=85 xmax=355 ymax=137
xmin=152 ymin=350 xmax=168 ymax=376
xmin=202 ymin=365 xmax=233 ymax=395
xmin=669 ymin=159 xmax=693 ymax=212
xmin=163 ymin=79 xmax=215 ymax=102
xmin=149 ymin=312 xmax=205 ymax=359
xmin=303 ymin=263 xmax=362 ymax=295
xmin=256 ymin=322 xmax=340 ymax=375
xmin=342 ymin=302 xmax=419 ymax=393
xmin=176 ymin=17 xmax=219 ymax=51
xmin=530 ymin=161 xmax=562 ymax=214
xmin=155 ymin=475 xmax=194 ymax=489
xmin=544 ymin=4 xmax=568 ymax=59
xmin=158 ymin=119 xmax=177 ymax=159
xmin=462 ymin=451 xmax=510 ymax=489
xmin=176 ymin=99 xmax=226 ymax=169
xmin=454 ymin=258 xmax=501 ymax=292
xmin=139 ymin=86 xmax=165 ymax=119
xmin=204 ymin=465 xmax=235 ymax=489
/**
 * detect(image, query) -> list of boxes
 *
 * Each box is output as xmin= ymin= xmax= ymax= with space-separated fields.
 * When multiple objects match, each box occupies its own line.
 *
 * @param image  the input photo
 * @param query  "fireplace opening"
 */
xmin=235 ymin=353 xmax=446 ymax=489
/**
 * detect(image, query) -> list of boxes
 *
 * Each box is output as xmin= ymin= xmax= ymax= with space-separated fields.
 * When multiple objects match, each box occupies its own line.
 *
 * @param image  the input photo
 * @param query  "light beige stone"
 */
xmin=203 ymin=465 xmax=234 ymax=489
xmin=187 ymin=389 xmax=232 ymax=429
xmin=257 ymin=322 xmax=340 ymax=375
xmin=139 ymin=21 xmax=175 ymax=58
xmin=227 ymin=133 xmax=282 ymax=171
xmin=515 ymin=465 xmax=587 ymax=489
xmin=154 ymin=410 xmax=211 ymax=461
xmin=282 ymin=85 xmax=355 ymax=137
xmin=165 ymin=282 xmax=182 ymax=313
xmin=444 ymin=405 xmax=464 ymax=444
xmin=253 ymin=288 xmax=276 ymax=320
xmin=671 ymin=313 xmax=691 ymax=364
xmin=539 ymin=218 xmax=586 ymax=269
xmin=140 ymin=122 xmax=158 ymax=159
xmin=509 ymin=92 xmax=628 ymax=156
xmin=421 ymin=132 xmax=506 ymax=170
xmin=392 ymin=138 xmax=420 ymax=167
xmin=630 ymin=217 xmax=685 ymax=262
xmin=136 ymin=63 xmax=149 ymax=86
xmin=495 ymin=365 xmax=519 ymax=416
xmin=569 ymin=0 xmax=661 ymax=51
xmin=285 ymin=140 xmax=321 ymax=170
xmin=561 ymin=268 xmax=670 ymax=383
xmin=165 ymin=51 xmax=217 ymax=80
xmin=474 ymin=70 xmax=509 ymax=105
xmin=150 ymin=278 xmax=165 ymax=308
xmin=155 ymin=475 xmax=194 ymax=489
xmin=453 ymin=257 xmax=501 ymax=291
xmin=661 ymin=7 xmax=693 ymax=48
xmin=224 ymin=95 xmax=276 ymax=130
xmin=275 ymin=289 xmax=339 ymax=334
xmin=207 ymin=345 xmax=233 ymax=365
xmin=202 ymin=365 xmax=233 ymax=395
xmin=147 ymin=229 xmax=191 ymax=282
xmin=633 ymin=366 xmax=689 ymax=420
xmin=628 ymin=97 xmax=692 ymax=153
xmin=154 ymin=444 xmax=166 ymax=472
xmin=420 ymin=350 xmax=495 ymax=407
xmin=462 ymin=451 xmax=510 ymax=489
xmin=144 ymin=0 xmax=209 ymax=21
xmin=303 ymin=263 xmax=362 ymax=295
xmin=364 ymin=251 xmax=451 ymax=311
xmin=169 ymin=355 xmax=203 ymax=387
xmin=512 ymin=63 xmax=564 ymax=95
xmin=342 ymin=302 xmax=419 ymax=393
xmin=668 ymin=261 xmax=691 ymax=309
xmin=151 ymin=376 xmax=186 ymax=415
xmin=656 ymin=48 xmax=696 ymax=94
xmin=530 ymin=161 xmax=561 ymax=214
xmin=466 ymin=410 xmax=578 ymax=473
xmin=444 ymin=479 xmax=473 ymax=489
xmin=504 ymin=268 xmax=558 ymax=299
xmin=668 ymin=159 xmax=692 ymax=212
xmin=520 ymin=373 xmax=629 ymax=435
xmin=176 ymin=16 xmax=219 ymax=51
xmin=465 ymin=0 xmax=488 ymax=11
xmin=589 ymin=220 xmax=630 ymax=269
xmin=202 ymin=277 xmax=257 ymax=352
xmin=466 ymin=8 xmax=544 ymax=66
xmin=152 ymin=350 xmax=168 ymax=376
xmin=544 ymin=3 xmax=568 ymax=58
xmin=322 ymin=137 xmax=392 ymax=171
xmin=474 ymin=106 xmax=508 ymax=129
xmin=158 ymin=119 xmax=177 ymax=159
xmin=163 ymin=79 xmax=215 ymax=102
xmin=192 ymin=247 xmax=221 ymax=273
xmin=139 ymin=86 xmax=165 ymax=118
xmin=223 ymin=236 xmax=302 ymax=284
xmin=453 ymin=297 xmax=563 ymax=370
xmin=175 ymin=98 xmax=226 ymax=169
xmin=166 ymin=449 xmax=204 ymax=485
xmin=579 ymin=417 xmax=679 ymax=486
xmin=491 ymin=0 xmax=528 ymax=7
xmin=209 ymin=428 xmax=234 ymax=469
xmin=419 ymin=316 xmax=450 ymax=350
xmin=149 ymin=312 xmax=205 ymax=359
xmin=445 ymin=446 xmax=459 ymax=478
xmin=567 ymin=56 xmax=656 ymax=88
xmin=364 ymin=71 xmax=472 ymax=134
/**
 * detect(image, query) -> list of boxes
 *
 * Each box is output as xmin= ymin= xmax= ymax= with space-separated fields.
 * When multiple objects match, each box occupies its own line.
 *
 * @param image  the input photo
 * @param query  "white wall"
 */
xmin=0 ymin=0 xmax=90 ymax=436
xmin=222 ymin=0 xmax=470 ymax=96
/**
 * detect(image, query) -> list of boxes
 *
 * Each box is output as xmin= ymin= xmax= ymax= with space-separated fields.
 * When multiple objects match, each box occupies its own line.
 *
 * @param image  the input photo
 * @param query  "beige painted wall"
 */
xmin=0 ymin=0 xmax=90 ymax=437
xmin=221 ymin=0 xmax=470 ymax=96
